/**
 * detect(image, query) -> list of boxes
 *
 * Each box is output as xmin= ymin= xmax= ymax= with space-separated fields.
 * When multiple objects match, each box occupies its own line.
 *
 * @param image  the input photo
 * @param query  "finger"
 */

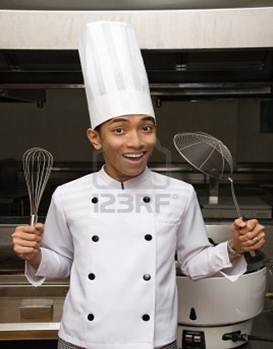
xmin=14 ymin=225 xmax=36 ymax=235
xmin=238 ymin=229 xmax=255 ymax=239
xmin=242 ymin=237 xmax=260 ymax=247
xmin=246 ymin=219 xmax=258 ymax=231
xmin=249 ymin=225 xmax=265 ymax=238
xmin=34 ymin=223 xmax=44 ymax=235
xmin=12 ymin=231 xmax=41 ymax=242
xmin=233 ymin=218 xmax=247 ymax=229
xmin=244 ymin=229 xmax=266 ymax=243
xmin=247 ymin=238 xmax=266 ymax=251
xmin=13 ymin=238 xmax=40 ymax=249
xmin=240 ymin=230 xmax=265 ymax=246
xmin=258 ymin=231 xmax=266 ymax=240
xmin=238 ymin=226 xmax=250 ymax=236
xmin=239 ymin=223 xmax=265 ymax=239
xmin=13 ymin=245 xmax=36 ymax=255
xmin=241 ymin=232 xmax=266 ymax=248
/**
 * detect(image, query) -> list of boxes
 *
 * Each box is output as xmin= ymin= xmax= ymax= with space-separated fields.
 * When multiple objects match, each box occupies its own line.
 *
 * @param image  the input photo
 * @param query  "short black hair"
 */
xmin=94 ymin=124 xmax=101 ymax=133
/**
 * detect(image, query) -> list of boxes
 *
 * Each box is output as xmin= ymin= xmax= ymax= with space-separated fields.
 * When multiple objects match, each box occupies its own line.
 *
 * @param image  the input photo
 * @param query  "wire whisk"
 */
xmin=22 ymin=147 xmax=54 ymax=225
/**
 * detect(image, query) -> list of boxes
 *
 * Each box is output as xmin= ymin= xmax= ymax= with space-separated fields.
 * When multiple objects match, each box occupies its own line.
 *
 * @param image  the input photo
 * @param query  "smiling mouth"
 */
xmin=122 ymin=152 xmax=146 ymax=161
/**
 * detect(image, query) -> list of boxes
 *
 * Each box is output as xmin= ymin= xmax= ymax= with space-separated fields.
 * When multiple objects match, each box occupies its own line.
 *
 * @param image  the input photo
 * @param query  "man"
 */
xmin=12 ymin=22 xmax=266 ymax=349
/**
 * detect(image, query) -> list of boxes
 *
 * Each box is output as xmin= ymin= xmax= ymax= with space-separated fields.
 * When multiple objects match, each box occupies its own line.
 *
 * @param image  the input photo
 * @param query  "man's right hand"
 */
xmin=11 ymin=223 xmax=44 ymax=269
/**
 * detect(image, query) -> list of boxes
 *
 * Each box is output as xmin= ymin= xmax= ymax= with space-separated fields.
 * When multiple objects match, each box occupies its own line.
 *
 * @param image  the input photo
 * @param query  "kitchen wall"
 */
xmin=0 ymin=89 xmax=272 ymax=164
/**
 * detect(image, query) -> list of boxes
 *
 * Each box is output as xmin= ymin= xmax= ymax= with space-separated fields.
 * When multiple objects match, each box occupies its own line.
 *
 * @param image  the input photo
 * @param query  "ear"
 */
xmin=86 ymin=128 xmax=102 ymax=150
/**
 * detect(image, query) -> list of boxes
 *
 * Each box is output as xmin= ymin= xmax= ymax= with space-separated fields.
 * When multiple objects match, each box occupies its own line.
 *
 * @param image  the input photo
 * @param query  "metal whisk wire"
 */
xmin=22 ymin=147 xmax=54 ymax=225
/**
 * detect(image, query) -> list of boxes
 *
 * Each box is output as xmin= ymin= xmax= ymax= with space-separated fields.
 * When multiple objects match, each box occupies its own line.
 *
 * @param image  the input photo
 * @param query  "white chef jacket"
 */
xmin=25 ymin=166 xmax=246 ymax=349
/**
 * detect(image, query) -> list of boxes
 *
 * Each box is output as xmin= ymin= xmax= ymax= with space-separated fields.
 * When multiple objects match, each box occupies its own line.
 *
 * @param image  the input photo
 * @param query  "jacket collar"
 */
xmin=95 ymin=165 xmax=152 ymax=190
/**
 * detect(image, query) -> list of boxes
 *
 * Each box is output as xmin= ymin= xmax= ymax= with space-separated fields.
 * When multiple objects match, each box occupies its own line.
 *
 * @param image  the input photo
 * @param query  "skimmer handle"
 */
xmin=228 ymin=177 xmax=256 ymax=257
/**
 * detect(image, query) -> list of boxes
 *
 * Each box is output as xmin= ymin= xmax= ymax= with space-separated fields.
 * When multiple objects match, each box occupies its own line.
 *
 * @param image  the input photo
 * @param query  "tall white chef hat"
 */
xmin=78 ymin=21 xmax=155 ymax=129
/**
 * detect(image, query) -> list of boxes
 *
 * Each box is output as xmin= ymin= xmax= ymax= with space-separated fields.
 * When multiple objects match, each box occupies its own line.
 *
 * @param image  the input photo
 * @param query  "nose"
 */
xmin=126 ymin=130 xmax=144 ymax=149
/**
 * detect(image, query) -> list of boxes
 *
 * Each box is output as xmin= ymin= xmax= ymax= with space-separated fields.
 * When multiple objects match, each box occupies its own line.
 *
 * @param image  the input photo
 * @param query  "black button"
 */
xmin=88 ymin=273 xmax=95 ymax=280
xmin=91 ymin=197 xmax=98 ymax=204
xmin=87 ymin=313 xmax=94 ymax=321
xmin=92 ymin=235 xmax=99 ymax=242
xmin=144 ymin=234 xmax=152 ymax=241
xmin=142 ymin=314 xmax=150 ymax=321
xmin=143 ymin=196 xmax=151 ymax=203
xmin=143 ymin=274 xmax=151 ymax=281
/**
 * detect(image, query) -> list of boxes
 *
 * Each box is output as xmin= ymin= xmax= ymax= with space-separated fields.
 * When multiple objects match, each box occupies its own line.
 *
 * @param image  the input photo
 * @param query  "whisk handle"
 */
xmin=30 ymin=214 xmax=38 ymax=226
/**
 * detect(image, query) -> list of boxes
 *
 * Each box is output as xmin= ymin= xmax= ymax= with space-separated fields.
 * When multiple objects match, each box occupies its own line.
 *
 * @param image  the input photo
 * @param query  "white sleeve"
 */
xmin=25 ymin=188 xmax=74 ymax=287
xmin=176 ymin=187 xmax=247 ymax=282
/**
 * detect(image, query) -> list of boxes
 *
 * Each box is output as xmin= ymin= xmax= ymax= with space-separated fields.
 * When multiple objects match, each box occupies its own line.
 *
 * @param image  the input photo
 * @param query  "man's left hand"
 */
xmin=229 ymin=218 xmax=266 ymax=256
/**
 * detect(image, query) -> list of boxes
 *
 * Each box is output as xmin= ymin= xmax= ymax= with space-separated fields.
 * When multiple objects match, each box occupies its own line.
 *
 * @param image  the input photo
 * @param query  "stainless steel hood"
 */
xmin=0 ymin=6 xmax=273 ymax=98
xmin=1 ymin=48 xmax=273 ymax=99
xmin=1 ymin=0 xmax=273 ymax=11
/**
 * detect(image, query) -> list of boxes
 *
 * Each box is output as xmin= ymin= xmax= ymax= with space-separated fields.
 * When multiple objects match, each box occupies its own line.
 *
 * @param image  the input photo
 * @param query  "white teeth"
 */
xmin=123 ymin=152 xmax=144 ymax=158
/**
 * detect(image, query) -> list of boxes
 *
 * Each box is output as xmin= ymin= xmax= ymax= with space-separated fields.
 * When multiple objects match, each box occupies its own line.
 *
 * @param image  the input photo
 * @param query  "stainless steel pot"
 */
xmin=177 ymin=267 xmax=267 ymax=326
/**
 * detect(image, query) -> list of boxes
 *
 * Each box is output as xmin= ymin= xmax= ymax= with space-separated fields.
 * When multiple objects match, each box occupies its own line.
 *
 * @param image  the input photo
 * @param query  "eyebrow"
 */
xmin=108 ymin=116 xmax=155 ymax=125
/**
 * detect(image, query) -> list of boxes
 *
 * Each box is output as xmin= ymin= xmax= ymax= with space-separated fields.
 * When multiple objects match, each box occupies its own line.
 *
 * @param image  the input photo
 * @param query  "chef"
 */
xmin=12 ymin=21 xmax=266 ymax=349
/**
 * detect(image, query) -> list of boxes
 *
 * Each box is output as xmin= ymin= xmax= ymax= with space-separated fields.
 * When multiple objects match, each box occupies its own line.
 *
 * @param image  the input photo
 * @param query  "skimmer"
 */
xmin=173 ymin=131 xmax=243 ymax=218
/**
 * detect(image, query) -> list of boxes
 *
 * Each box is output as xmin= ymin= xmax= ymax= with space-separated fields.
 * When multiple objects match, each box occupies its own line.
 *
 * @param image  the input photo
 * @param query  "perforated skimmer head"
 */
xmin=22 ymin=147 xmax=54 ymax=225
xmin=173 ymin=132 xmax=234 ymax=179
xmin=173 ymin=131 xmax=243 ymax=218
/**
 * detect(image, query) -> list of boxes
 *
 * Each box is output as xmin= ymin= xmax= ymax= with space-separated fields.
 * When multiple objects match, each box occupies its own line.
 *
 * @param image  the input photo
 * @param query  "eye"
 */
xmin=113 ymin=127 xmax=125 ymax=135
xmin=142 ymin=124 xmax=154 ymax=132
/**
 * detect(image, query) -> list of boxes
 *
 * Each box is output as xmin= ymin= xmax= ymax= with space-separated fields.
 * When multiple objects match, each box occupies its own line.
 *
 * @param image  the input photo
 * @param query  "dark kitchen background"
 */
xmin=1 ymin=49 xmax=273 ymax=221
xmin=1 ymin=3 xmax=273 ymax=348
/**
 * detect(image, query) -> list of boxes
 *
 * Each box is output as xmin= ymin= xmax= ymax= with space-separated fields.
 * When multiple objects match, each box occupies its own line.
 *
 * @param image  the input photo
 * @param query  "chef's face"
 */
xmin=87 ymin=115 xmax=156 ymax=181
